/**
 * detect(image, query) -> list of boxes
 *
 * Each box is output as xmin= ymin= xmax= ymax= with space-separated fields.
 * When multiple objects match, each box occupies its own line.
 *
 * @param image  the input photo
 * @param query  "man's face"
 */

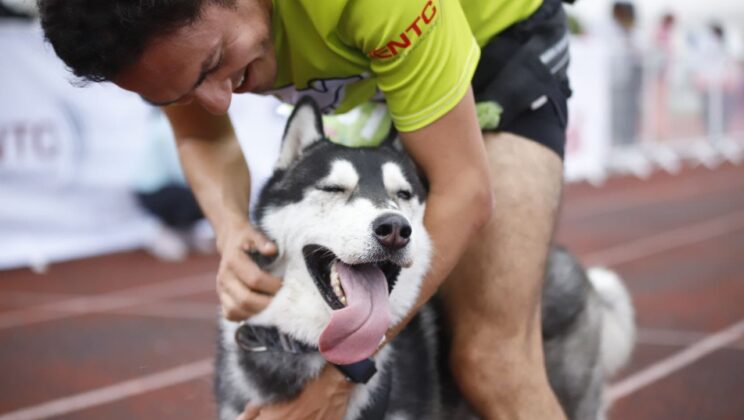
xmin=116 ymin=0 xmax=275 ymax=115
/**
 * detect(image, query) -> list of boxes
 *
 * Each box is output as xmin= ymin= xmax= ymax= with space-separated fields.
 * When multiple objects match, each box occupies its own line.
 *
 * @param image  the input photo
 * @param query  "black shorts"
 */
xmin=472 ymin=0 xmax=572 ymax=159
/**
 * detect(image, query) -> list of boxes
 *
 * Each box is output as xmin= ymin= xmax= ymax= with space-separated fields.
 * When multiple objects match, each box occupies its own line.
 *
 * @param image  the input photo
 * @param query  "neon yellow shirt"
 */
xmin=269 ymin=0 xmax=541 ymax=133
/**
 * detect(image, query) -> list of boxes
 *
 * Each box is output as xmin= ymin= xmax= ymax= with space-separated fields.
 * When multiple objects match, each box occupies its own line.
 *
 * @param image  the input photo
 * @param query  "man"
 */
xmin=40 ymin=0 xmax=571 ymax=418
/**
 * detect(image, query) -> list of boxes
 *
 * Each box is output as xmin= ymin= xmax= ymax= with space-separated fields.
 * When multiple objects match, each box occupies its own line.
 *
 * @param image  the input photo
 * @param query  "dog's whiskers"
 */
xmin=308 ymin=247 xmax=336 ymax=261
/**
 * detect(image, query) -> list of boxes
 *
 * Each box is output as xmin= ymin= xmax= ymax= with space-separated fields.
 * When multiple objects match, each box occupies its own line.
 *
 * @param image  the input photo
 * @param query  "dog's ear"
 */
xmin=276 ymin=97 xmax=324 ymax=169
xmin=380 ymin=123 xmax=404 ymax=152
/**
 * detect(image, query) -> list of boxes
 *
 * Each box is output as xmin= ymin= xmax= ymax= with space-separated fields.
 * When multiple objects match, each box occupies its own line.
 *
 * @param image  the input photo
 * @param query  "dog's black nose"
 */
xmin=372 ymin=213 xmax=411 ymax=250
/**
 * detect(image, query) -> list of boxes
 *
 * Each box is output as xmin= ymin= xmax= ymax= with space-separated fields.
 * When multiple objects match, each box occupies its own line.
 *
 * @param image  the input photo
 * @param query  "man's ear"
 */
xmin=275 ymin=96 xmax=324 ymax=169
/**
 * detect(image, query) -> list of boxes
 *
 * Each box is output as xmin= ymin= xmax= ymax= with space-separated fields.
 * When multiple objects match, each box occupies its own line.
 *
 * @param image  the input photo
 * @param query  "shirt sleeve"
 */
xmin=339 ymin=0 xmax=480 ymax=132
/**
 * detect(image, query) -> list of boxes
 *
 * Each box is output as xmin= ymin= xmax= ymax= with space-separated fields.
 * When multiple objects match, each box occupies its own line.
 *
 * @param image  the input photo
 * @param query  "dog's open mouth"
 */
xmin=302 ymin=245 xmax=402 ymax=310
xmin=302 ymin=244 xmax=402 ymax=365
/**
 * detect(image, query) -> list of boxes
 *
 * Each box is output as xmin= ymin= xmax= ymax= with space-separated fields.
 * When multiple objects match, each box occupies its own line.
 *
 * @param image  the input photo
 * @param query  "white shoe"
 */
xmin=144 ymin=225 xmax=189 ymax=262
xmin=189 ymin=219 xmax=217 ymax=254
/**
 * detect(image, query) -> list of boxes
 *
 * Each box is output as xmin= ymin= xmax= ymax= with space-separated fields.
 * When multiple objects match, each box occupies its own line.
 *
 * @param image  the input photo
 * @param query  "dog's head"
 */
xmin=249 ymin=97 xmax=431 ymax=364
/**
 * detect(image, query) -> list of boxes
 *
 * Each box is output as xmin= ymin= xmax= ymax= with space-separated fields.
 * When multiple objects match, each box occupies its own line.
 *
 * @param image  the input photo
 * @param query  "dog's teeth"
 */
xmin=329 ymin=261 xmax=347 ymax=305
xmin=334 ymin=285 xmax=347 ymax=300
xmin=330 ymin=263 xmax=340 ymax=284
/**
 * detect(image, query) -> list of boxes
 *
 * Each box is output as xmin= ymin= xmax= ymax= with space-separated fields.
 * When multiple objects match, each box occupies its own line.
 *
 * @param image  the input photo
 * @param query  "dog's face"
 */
xmin=249 ymin=98 xmax=431 ymax=364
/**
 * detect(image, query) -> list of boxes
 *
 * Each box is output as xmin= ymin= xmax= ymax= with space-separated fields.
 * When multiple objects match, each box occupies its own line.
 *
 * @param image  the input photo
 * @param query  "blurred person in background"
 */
xmin=608 ymin=1 xmax=643 ymax=148
xmin=0 ymin=0 xmax=34 ymax=18
xmin=652 ymin=12 xmax=678 ymax=140
xmin=690 ymin=22 xmax=740 ymax=145
xmin=133 ymin=111 xmax=216 ymax=261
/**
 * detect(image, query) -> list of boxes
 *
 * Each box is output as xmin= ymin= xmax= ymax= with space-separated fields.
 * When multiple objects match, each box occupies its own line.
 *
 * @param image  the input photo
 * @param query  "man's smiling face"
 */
xmin=116 ymin=0 xmax=276 ymax=115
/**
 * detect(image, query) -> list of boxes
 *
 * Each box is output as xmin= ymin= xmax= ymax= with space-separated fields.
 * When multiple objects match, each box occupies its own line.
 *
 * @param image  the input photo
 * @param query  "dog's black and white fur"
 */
xmin=215 ymin=97 xmax=635 ymax=420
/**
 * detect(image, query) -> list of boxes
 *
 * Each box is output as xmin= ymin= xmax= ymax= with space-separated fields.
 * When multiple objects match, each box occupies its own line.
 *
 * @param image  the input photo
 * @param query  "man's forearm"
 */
xmin=176 ymin=133 xmax=252 ymax=248
xmin=164 ymin=104 xmax=252 ymax=248
xmin=422 ymin=182 xmax=492 ymax=303
xmin=385 ymin=88 xmax=493 ymax=340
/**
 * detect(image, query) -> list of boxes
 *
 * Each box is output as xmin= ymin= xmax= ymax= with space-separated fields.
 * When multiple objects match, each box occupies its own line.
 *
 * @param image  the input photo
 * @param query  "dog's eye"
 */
xmin=396 ymin=190 xmax=413 ymax=200
xmin=317 ymin=185 xmax=346 ymax=193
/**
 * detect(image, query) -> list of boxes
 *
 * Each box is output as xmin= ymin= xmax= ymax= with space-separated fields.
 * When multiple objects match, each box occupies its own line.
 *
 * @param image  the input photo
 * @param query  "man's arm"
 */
xmin=164 ymin=103 xmax=282 ymax=320
xmin=389 ymin=86 xmax=493 ymax=338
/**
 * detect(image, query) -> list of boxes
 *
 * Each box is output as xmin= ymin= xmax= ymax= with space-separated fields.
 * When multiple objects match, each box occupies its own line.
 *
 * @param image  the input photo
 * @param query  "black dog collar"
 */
xmin=333 ymin=358 xmax=378 ymax=384
xmin=235 ymin=323 xmax=377 ymax=384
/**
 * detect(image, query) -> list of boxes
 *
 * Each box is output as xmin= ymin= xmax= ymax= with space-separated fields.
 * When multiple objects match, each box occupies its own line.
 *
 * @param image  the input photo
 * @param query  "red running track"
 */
xmin=1 ymin=162 xmax=743 ymax=419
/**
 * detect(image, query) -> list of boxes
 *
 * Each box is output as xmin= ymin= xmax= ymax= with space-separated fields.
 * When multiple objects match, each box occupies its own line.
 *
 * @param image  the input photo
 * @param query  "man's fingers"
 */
xmin=240 ymin=228 xmax=277 ymax=256
xmin=257 ymin=240 xmax=277 ymax=255
xmin=219 ymin=275 xmax=274 ymax=320
xmin=218 ymin=291 xmax=252 ymax=321
xmin=237 ymin=405 xmax=261 ymax=420
xmin=231 ymin=256 xmax=283 ymax=295
xmin=216 ymin=223 xmax=282 ymax=321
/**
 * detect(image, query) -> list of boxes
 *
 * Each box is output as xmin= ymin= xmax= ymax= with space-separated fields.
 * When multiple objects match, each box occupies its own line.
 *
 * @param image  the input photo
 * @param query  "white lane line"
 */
xmin=0 ymin=359 xmax=213 ymax=420
xmin=0 ymin=272 xmax=214 ymax=330
xmin=0 ymin=291 xmax=80 ymax=305
xmin=582 ymin=209 xmax=744 ymax=267
xmin=0 ymin=291 xmax=218 ymax=321
xmin=609 ymin=319 xmax=744 ymax=401
xmin=636 ymin=327 xmax=744 ymax=350
xmin=109 ymin=301 xmax=218 ymax=321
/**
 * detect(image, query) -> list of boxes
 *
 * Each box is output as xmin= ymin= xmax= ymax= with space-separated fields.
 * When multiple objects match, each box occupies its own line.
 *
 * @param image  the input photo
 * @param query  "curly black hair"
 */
xmin=38 ymin=0 xmax=235 ymax=84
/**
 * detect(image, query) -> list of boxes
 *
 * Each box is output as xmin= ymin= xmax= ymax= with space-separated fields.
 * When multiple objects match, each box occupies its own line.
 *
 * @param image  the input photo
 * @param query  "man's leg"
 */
xmin=441 ymin=131 xmax=565 ymax=419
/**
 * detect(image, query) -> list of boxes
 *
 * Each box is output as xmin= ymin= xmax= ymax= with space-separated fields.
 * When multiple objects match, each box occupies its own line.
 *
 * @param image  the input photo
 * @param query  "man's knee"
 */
xmin=449 ymin=315 xmax=544 ymax=372
xmin=460 ymin=131 xmax=564 ymax=293
xmin=482 ymin=131 xmax=563 ymax=216
xmin=448 ymin=327 xmax=555 ymax=410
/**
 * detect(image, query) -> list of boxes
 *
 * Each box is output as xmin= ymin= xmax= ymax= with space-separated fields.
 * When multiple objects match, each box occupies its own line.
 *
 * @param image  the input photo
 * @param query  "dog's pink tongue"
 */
xmin=319 ymin=262 xmax=390 ymax=365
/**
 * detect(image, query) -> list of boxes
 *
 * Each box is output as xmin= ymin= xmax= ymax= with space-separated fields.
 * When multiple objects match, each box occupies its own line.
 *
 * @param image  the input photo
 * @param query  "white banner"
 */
xmin=564 ymin=36 xmax=612 ymax=183
xmin=0 ymin=21 xmax=287 ymax=270
xmin=0 ymin=21 xmax=157 ymax=270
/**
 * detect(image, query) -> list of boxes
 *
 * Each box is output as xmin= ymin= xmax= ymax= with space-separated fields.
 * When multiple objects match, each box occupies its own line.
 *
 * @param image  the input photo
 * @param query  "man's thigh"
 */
xmin=440 ymin=130 xmax=563 ymax=351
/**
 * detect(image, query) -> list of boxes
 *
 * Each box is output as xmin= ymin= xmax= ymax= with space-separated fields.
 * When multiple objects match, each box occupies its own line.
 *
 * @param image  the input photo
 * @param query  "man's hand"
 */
xmin=217 ymin=218 xmax=282 ymax=321
xmin=237 ymin=365 xmax=353 ymax=420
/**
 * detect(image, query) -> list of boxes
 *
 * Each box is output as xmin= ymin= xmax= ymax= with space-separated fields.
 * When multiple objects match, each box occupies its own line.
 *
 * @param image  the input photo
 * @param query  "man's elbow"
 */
xmin=471 ymin=179 xmax=494 ymax=231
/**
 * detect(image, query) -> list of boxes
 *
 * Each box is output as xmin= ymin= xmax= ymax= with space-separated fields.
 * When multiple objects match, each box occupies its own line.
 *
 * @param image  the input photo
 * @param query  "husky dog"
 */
xmin=215 ymin=97 xmax=636 ymax=420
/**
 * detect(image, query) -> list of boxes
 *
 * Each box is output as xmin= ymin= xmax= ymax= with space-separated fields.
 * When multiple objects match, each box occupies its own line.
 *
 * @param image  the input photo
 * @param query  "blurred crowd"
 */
xmin=582 ymin=1 xmax=744 ymax=173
